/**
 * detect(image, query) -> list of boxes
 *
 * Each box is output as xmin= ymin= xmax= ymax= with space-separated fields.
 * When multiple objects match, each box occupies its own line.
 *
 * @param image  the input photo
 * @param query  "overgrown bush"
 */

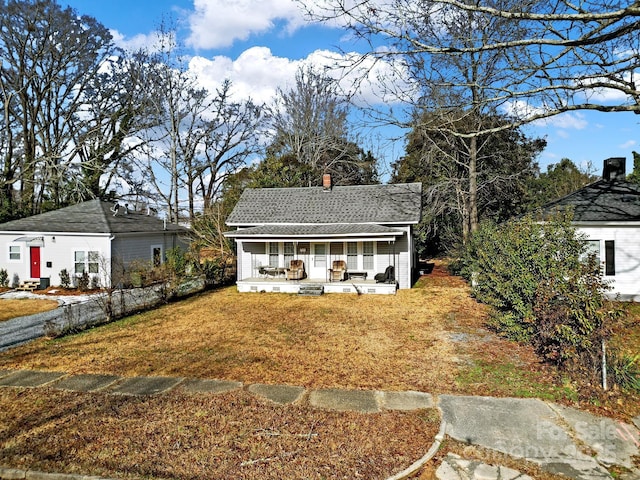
xmin=59 ymin=268 xmax=70 ymax=289
xmin=199 ymin=258 xmax=229 ymax=286
xmin=458 ymin=211 xmax=631 ymax=389
xmin=0 ymin=268 xmax=8 ymax=287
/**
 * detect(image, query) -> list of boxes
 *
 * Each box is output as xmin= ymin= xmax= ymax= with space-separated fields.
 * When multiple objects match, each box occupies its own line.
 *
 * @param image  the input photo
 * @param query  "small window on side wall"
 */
xmin=9 ymin=245 xmax=21 ymax=261
xmin=152 ymin=246 xmax=163 ymax=267
xmin=604 ymin=240 xmax=615 ymax=276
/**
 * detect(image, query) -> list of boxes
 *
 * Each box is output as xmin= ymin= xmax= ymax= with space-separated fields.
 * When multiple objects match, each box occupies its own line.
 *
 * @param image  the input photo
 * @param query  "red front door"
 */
xmin=30 ymin=246 xmax=41 ymax=279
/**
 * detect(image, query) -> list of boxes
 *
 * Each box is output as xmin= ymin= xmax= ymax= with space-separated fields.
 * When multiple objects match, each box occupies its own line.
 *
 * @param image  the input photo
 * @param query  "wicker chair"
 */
xmin=328 ymin=260 xmax=347 ymax=282
xmin=286 ymin=259 xmax=305 ymax=280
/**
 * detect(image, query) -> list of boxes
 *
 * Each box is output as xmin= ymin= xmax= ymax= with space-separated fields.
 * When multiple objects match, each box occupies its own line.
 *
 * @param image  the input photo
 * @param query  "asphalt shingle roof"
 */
xmin=226 ymin=183 xmax=422 ymax=226
xmin=0 ymin=199 xmax=187 ymax=234
xmin=225 ymin=223 xmax=404 ymax=238
xmin=542 ymin=179 xmax=640 ymax=222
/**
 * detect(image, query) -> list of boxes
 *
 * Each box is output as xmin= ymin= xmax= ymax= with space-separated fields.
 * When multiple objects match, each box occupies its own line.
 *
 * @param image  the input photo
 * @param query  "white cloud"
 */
xmin=186 ymin=0 xmax=308 ymax=50
xmin=503 ymin=101 xmax=588 ymax=130
xmin=540 ymin=112 xmax=588 ymax=130
xmin=110 ymin=29 xmax=162 ymax=53
xmin=619 ymin=139 xmax=637 ymax=150
xmin=188 ymin=46 xmax=408 ymax=106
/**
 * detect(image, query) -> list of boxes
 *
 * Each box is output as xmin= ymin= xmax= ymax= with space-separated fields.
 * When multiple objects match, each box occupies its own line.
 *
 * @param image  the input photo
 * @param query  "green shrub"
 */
xmin=11 ymin=273 xmax=19 ymax=289
xmin=458 ymin=211 xmax=626 ymax=386
xmin=77 ymin=271 xmax=90 ymax=292
xmin=0 ymin=268 xmax=8 ymax=287
xmin=59 ymin=268 xmax=70 ymax=289
xmin=610 ymin=353 xmax=640 ymax=393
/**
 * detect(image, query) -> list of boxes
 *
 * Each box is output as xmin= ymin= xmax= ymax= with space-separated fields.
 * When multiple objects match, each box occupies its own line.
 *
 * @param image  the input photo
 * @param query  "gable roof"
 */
xmin=226 ymin=183 xmax=422 ymax=226
xmin=0 ymin=199 xmax=188 ymax=234
xmin=542 ymin=179 xmax=640 ymax=222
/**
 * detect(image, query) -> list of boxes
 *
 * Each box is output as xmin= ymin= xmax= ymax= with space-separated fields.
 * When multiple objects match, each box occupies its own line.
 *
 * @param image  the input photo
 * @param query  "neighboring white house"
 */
xmin=543 ymin=157 xmax=640 ymax=301
xmin=224 ymin=177 xmax=423 ymax=294
xmin=0 ymin=199 xmax=189 ymax=289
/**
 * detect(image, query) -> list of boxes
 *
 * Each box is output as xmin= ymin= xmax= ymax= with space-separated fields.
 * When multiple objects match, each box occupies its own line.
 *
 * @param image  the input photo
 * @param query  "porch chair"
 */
xmin=374 ymin=265 xmax=395 ymax=284
xmin=328 ymin=260 xmax=347 ymax=282
xmin=286 ymin=259 xmax=306 ymax=280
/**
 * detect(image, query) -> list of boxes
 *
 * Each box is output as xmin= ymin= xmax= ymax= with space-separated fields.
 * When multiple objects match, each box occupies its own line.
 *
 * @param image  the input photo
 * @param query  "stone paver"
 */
xmin=108 ymin=376 xmax=183 ymax=396
xmin=551 ymin=404 xmax=640 ymax=473
xmin=438 ymin=395 xmax=611 ymax=480
xmin=435 ymin=454 xmax=533 ymax=480
xmin=180 ymin=378 xmax=242 ymax=394
xmin=51 ymin=374 xmax=120 ymax=393
xmin=0 ymin=370 xmax=66 ymax=388
xmin=247 ymin=383 xmax=305 ymax=404
xmin=309 ymin=388 xmax=379 ymax=413
xmin=378 ymin=390 xmax=433 ymax=411
xmin=633 ymin=415 xmax=640 ymax=430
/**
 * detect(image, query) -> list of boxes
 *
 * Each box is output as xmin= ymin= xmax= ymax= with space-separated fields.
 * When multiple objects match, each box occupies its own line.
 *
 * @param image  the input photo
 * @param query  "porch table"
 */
xmin=346 ymin=271 xmax=368 ymax=280
xmin=258 ymin=266 xmax=287 ymax=278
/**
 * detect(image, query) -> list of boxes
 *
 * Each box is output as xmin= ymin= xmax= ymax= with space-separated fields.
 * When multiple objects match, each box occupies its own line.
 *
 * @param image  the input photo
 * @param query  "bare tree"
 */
xmin=302 ymin=0 xmax=640 ymax=238
xmin=135 ymin=27 xmax=262 ymax=223
xmin=304 ymin=0 xmax=640 ymax=122
xmin=0 ymin=0 xmax=116 ymax=214
xmin=267 ymin=65 xmax=377 ymax=186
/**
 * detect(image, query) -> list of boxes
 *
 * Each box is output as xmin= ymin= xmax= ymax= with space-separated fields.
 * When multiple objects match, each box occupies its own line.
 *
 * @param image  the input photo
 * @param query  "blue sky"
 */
xmin=61 ymin=0 xmax=639 ymax=178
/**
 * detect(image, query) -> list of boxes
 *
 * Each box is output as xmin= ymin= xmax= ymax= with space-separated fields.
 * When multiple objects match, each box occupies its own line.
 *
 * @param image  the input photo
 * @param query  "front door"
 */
xmin=30 ymin=246 xmax=41 ymax=279
xmin=310 ymin=243 xmax=327 ymax=280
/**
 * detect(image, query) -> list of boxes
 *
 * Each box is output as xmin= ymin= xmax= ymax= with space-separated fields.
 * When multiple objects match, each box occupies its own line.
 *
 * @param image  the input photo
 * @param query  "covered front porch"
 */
xmin=236 ymin=276 xmax=398 ymax=295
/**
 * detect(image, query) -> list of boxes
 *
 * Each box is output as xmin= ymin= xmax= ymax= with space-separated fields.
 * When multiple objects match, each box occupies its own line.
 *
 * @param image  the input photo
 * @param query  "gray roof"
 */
xmin=542 ymin=179 xmax=640 ymax=222
xmin=0 ymin=199 xmax=188 ymax=234
xmin=226 ymin=183 xmax=422 ymax=226
xmin=225 ymin=223 xmax=404 ymax=238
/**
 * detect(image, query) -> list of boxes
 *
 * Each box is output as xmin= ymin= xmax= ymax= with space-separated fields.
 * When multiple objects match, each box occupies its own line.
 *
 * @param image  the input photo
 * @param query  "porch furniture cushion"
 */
xmin=328 ymin=260 xmax=347 ymax=282
xmin=286 ymin=260 xmax=305 ymax=280
xmin=374 ymin=265 xmax=395 ymax=284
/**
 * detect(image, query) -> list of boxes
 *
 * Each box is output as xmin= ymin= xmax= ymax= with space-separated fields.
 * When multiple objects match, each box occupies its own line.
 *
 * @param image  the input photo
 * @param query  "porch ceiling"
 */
xmin=224 ymin=223 xmax=404 ymax=240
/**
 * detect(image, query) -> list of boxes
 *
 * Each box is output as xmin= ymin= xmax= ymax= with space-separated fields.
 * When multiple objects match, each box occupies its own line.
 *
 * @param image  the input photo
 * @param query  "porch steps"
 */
xmin=298 ymin=284 xmax=324 ymax=296
xmin=15 ymin=280 xmax=40 ymax=291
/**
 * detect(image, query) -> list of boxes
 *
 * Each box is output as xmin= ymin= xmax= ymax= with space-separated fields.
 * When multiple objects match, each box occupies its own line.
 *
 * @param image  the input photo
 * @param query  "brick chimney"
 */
xmin=603 ymin=157 xmax=626 ymax=181
xmin=322 ymin=173 xmax=332 ymax=191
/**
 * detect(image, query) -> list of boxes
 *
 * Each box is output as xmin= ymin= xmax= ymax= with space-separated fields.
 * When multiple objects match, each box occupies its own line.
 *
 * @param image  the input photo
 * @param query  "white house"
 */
xmin=224 ymin=177 xmax=422 ymax=294
xmin=543 ymin=157 xmax=640 ymax=301
xmin=0 ymin=199 xmax=189 ymax=289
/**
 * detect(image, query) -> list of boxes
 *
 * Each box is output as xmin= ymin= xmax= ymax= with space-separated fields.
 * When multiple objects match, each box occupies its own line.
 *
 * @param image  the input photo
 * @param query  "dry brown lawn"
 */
xmin=0 ymin=298 xmax=58 ymax=322
xmin=0 ymin=264 xmax=483 ymax=391
xmin=0 ymin=262 xmax=637 ymax=480
xmin=0 ymin=388 xmax=440 ymax=480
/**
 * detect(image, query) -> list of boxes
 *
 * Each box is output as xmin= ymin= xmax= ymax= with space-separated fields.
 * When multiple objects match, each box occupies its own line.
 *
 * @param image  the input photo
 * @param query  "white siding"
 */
xmin=0 ymin=232 xmax=111 ymax=287
xmin=577 ymin=225 xmax=640 ymax=300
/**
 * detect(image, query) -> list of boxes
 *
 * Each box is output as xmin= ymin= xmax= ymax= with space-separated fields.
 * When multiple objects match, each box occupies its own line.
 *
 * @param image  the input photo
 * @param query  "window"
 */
xmin=9 ymin=245 xmax=21 ymax=261
xmin=269 ymin=242 xmax=279 ymax=267
xmin=583 ymin=240 xmax=601 ymax=270
xmin=284 ymin=242 xmax=294 ymax=268
xmin=152 ymin=246 xmax=163 ymax=267
xmin=605 ymin=240 xmax=615 ymax=276
xmin=88 ymin=251 xmax=99 ymax=273
xmin=74 ymin=250 xmax=100 ymax=274
xmin=347 ymin=242 xmax=358 ymax=269
xmin=363 ymin=241 xmax=374 ymax=270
